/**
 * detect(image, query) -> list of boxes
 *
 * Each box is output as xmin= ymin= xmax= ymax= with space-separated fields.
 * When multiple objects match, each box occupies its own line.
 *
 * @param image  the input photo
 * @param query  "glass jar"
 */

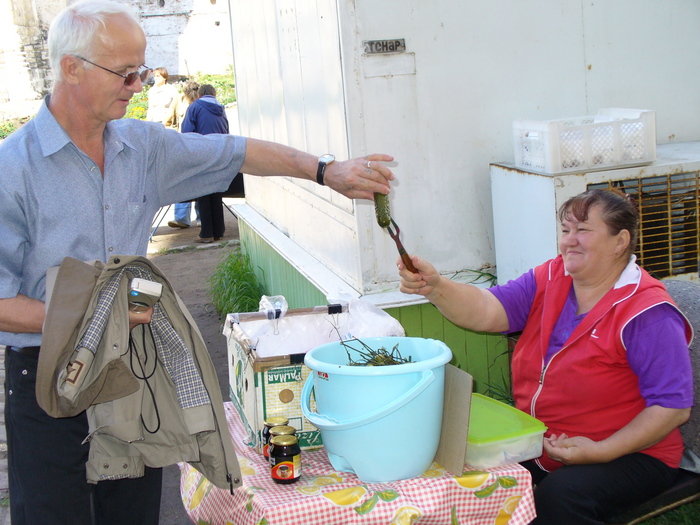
xmin=269 ymin=435 xmax=301 ymax=484
xmin=262 ymin=416 xmax=289 ymax=458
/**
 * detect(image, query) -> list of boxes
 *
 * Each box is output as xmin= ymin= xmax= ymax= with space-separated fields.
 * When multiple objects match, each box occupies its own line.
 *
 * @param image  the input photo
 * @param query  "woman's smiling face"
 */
xmin=559 ymin=203 xmax=630 ymax=280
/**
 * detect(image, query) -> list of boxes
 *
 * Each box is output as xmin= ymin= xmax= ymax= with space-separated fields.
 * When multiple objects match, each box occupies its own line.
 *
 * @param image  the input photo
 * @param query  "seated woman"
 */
xmin=398 ymin=188 xmax=694 ymax=524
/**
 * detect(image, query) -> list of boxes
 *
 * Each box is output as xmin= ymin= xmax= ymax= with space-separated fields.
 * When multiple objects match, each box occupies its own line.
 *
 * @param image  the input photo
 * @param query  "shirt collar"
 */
xmin=561 ymin=254 xmax=640 ymax=289
xmin=35 ymin=95 xmax=135 ymax=158
xmin=35 ymin=96 xmax=72 ymax=157
xmin=613 ymin=254 xmax=640 ymax=289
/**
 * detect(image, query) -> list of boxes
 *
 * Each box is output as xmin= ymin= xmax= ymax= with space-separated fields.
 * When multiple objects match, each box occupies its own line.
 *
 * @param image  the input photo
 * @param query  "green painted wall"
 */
xmin=239 ymin=221 xmax=512 ymax=398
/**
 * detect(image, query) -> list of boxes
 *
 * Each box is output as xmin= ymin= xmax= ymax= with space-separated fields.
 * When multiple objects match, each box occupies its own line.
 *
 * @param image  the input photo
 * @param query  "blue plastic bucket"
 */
xmin=302 ymin=336 xmax=452 ymax=482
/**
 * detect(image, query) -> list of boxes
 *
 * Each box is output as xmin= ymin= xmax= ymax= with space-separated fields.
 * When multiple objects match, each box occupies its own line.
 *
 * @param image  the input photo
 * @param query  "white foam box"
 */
xmin=224 ymin=302 xmax=406 ymax=452
xmin=513 ymin=108 xmax=656 ymax=174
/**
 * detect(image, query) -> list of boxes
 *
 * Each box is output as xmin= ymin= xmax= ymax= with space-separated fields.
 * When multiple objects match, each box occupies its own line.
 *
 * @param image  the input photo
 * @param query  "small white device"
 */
xmin=128 ymin=278 xmax=162 ymax=312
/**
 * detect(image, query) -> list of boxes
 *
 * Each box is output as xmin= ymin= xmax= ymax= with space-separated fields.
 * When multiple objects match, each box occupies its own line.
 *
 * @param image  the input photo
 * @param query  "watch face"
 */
xmin=319 ymin=153 xmax=335 ymax=164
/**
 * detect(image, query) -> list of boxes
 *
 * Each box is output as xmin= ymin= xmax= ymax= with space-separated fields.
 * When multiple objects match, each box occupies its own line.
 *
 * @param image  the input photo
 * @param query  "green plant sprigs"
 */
xmin=210 ymin=247 xmax=266 ymax=316
xmin=341 ymin=338 xmax=412 ymax=366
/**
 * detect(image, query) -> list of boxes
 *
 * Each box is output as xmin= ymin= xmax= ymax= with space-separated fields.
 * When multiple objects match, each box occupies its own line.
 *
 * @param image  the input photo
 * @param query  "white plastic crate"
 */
xmin=513 ymin=108 xmax=656 ymax=174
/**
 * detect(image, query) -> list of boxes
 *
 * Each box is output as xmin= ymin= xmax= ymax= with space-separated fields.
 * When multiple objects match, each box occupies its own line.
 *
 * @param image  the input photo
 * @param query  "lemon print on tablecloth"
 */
xmin=376 ymin=489 xmax=399 ymax=502
xmin=454 ymin=470 xmax=490 ymax=489
xmin=296 ymin=472 xmax=345 ymax=496
xmin=422 ymin=461 xmax=446 ymax=478
xmin=322 ymin=485 xmax=368 ymax=506
xmin=181 ymin=466 xmax=200 ymax=495
xmin=238 ymin=457 xmax=257 ymax=476
xmin=390 ymin=506 xmax=423 ymax=525
xmin=297 ymin=485 xmax=321 ymax=496
xmin=494 ymin=495 xmax=522 ymax=525
xmin=354 ymin=493 xmax=379 ymax=515
xmin=312 ymin=473 xmax=344 ymax=486
xmin=188 ymin=475 xmax=214 ymax=510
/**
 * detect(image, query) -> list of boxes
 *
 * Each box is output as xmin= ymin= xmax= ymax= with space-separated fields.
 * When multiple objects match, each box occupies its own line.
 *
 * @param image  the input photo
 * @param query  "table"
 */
xmin=180 ymin=403 xmax=536 ymax=525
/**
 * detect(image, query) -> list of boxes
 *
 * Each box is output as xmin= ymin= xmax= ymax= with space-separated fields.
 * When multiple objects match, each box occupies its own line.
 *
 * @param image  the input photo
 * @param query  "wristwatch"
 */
xmin=316 ymin=154 xmax=335 ymax=185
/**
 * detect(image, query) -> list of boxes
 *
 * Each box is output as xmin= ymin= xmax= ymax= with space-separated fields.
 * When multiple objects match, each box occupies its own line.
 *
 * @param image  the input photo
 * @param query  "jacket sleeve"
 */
xmin=181 ymin=104 xmax=197 ymax=133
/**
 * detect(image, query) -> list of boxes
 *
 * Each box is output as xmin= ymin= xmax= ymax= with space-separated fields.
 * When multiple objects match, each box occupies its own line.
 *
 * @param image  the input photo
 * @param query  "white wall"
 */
xmin=229 ymin=0 xmax=700 ymax=295
xmin=0 ymin=0 xmax=234 ymax=119
xmin=142 ymin=0 xmax=234 ymax=76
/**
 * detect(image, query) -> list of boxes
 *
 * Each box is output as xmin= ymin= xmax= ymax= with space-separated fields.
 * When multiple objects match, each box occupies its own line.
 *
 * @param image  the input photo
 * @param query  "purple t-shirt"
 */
xmin=489 ymin=270 xmax=693 ymax=409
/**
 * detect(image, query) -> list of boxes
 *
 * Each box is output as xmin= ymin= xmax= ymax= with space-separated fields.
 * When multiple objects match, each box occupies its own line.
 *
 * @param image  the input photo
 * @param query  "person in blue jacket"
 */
xmin=181 ymin=84 xmax=231 ymax=242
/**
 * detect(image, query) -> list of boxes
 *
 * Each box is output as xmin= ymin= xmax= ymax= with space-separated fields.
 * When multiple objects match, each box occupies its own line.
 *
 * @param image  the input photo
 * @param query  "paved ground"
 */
xmin=0 ymin=203 xmax=241 ymax=525
xmin=150 ymin=205 xmax=241 ymax=525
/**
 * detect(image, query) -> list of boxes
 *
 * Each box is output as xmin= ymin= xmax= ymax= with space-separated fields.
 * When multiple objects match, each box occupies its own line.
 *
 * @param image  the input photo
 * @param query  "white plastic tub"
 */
xmin=465 ymin=394 xmax=547 ymax=469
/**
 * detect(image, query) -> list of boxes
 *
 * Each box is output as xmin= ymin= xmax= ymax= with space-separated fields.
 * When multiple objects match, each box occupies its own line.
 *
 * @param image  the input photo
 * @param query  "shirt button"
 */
xmin=104 ymin=204 xmax=110 ymax=210
xmin=108 ymin=247 xmax=114 ymax=252
xmin=21 ymin=369 xmax=28 ymax=375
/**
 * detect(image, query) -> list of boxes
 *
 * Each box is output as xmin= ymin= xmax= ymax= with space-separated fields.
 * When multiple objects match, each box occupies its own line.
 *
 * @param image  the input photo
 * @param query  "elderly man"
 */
xmin=0 ymin=1 xmax=394 ymax=523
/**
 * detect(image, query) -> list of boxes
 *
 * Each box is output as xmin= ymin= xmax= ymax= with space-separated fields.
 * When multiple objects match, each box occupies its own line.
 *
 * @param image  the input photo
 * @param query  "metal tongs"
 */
xmin=374 ymin=192 xmax=417 ymax=272
xmin=385 ymin=218 xmax=417 ymax=273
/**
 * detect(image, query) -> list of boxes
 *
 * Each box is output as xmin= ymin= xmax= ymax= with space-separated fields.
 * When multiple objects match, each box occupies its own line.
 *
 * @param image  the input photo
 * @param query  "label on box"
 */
xmin=228 ymin=335 xmax=323 ymax=451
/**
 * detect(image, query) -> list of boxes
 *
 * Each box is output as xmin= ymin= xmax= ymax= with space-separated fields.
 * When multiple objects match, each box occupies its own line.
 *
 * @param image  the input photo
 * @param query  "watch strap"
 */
xmin=316 ymin=162 xmax=326 ymax=185
xmin=316 ymin=161 xmax=328 ymax=185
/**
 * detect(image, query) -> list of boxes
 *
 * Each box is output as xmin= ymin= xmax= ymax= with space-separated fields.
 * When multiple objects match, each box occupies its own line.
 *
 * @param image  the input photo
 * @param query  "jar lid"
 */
xmin=270 ymin=425 xmax=296 ymax=436
xmin=264 ymin=416 xmax=289 ymax=427
xmin=270 ymin=435 xmax=298 ymax=446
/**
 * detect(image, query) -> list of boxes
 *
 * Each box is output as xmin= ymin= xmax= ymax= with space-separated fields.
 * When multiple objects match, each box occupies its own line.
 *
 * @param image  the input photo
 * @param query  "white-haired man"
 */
xmin=0 ymin=1 xmax=394 ymax=523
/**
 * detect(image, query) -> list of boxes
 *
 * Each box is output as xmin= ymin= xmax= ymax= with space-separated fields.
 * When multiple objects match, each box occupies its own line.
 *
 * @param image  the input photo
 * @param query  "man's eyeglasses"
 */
xmin=76 ymin=56 xmax=151 ymax=86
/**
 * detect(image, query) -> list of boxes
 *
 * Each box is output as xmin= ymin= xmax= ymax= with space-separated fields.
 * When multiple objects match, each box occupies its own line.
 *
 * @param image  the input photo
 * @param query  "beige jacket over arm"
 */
xmin=37 ymin=255 xmax=241 ymax=490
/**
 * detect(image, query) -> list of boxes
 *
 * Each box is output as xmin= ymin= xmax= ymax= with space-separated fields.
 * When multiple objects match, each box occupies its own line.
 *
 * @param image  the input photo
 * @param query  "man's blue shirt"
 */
xmin=0 ymin=97 xmax=246 ymax=347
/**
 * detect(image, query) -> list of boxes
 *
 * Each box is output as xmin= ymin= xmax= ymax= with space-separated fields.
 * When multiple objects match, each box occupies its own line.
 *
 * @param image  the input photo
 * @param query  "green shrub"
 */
xmin=193 ymin=67 xmax=237 ymax=106
xmin=0 ymin=117 xmax=30 ymax=139
xmin=210 ymin=247 xmax=266 ymax=316
xmin=125 ymin=86 xmax=150 ymax=120
xmin=124 ymin=68 xmax=236 ymax=122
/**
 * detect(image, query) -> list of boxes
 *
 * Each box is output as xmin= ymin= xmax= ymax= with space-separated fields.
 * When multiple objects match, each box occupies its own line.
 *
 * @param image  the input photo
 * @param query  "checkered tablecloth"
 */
xmin=180 ymin=403 xmax=537 ymax=525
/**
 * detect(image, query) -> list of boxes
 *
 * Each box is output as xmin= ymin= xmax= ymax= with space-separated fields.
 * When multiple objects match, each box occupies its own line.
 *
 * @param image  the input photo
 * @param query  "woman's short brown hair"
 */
xmin=153 ymin=67 xmax=169 ymax=81
xmin=198 ymin=84 xmax=216 ymax=97
xmin=558 ymin=188 xmax=639 ymax=256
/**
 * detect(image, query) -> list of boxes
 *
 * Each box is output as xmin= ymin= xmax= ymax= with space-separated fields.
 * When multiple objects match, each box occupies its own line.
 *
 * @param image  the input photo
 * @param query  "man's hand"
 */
xmin=323 ymin=154 xmax=395 ymax=200
xmin=241 ymin=139 xmax=395 ymax=201
xmin=128 ymin=305 xmax=153 ymax=330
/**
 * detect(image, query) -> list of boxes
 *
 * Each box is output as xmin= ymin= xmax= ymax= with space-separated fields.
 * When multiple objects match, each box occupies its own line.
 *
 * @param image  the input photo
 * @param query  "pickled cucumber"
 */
xmin=374 ymin=193 xmax=391 ymax=228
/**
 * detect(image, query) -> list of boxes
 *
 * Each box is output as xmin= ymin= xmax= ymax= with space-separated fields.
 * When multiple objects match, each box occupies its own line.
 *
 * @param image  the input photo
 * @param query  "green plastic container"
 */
xmin=466 ymin=393 xmax=547 ymax=469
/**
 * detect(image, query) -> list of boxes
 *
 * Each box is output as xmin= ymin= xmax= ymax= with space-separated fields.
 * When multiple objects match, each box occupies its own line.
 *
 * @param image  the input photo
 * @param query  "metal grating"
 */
xmin=588 ymin=171 xmax=700 ymax=279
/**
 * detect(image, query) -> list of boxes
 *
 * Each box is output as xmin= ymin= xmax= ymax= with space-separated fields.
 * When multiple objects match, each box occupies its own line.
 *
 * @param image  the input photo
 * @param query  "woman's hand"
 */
xmin=544 ymin=433 xmax=606 ymax=465
xmin=397 ymin=255 xmax=441 ymax=298
xmin=396 ymin=254 xmax=509 ymax=333
xmin=544 ymin=404 xmax=691 ymax=466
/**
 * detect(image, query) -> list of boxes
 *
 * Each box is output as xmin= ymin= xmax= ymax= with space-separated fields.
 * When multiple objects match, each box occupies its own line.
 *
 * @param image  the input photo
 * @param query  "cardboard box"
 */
xmin=227 ymin=331 xmax=323 ymax=450
xmin=435 ymin=364 xmax=473 ymax=474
